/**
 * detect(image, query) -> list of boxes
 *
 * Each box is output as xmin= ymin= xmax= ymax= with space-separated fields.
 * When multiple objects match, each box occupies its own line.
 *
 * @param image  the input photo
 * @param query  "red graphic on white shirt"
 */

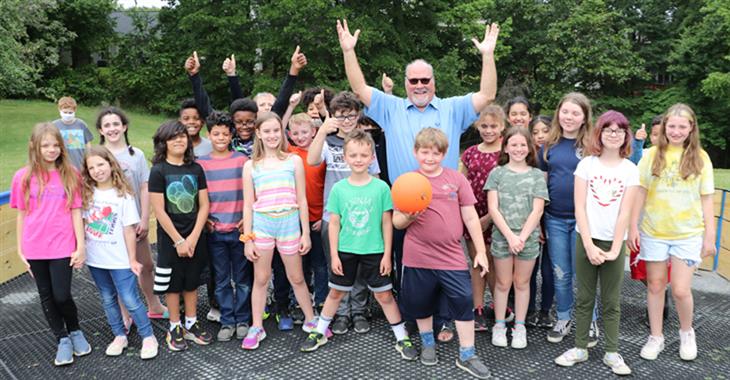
xmin=589 ymin=176 xmax=625 ymax=207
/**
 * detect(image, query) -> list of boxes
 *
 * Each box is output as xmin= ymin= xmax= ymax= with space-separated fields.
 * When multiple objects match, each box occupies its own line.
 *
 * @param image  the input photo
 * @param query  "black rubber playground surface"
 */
xmin=0 ymin=268 xmax=728 ymax=380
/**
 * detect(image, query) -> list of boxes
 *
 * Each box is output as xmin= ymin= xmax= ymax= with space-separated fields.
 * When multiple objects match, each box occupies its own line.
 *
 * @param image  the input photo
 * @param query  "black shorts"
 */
xmin=399 ymin=267 xmax=474 ymax=321
xmin=328 ymin=252 xmax=392 ymax=293
xmin=154 ymin=231 xmax=209 ymax=294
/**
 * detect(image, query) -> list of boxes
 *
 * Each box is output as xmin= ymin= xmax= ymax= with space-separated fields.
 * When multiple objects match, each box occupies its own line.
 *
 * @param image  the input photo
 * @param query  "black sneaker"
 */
xmin=395 ymin=337 xmax=418 ymax=360
xmin=526 ymin=310 xmax=540 ymax=328
xmin=300 ymin=332 xmax=328 ymax=352
xmin=166 ymin=325 xmax=187 ymax=352
xmin=456 ymin=356 xmax=492 ymax=379
xmin=184 ymin=321 xmax=213 ymax=345
xmin=352 ymin=314 xmax=370 ymax=334
xmin=290 ymin=304 xmax=305 ymax=325
xmin=537 ymin=310 xmax=555 ymax=329
xmin=331 ymin=315 xmax=350 ymax=335
xmin=547 ymin=319 xmax=572 ymax=343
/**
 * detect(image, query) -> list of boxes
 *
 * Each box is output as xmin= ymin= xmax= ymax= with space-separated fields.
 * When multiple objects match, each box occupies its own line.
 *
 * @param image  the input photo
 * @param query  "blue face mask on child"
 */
xmin=60 ymin=112 xmax=75 ymax=123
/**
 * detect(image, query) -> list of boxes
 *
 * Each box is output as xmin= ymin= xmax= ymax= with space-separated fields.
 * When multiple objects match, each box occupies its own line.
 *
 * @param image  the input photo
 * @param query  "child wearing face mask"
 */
xmin=52 ymin=96 xmax=93 ymax=170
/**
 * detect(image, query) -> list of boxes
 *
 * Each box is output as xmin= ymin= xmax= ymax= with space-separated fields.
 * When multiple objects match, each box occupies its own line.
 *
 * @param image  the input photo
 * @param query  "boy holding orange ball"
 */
xmin=300 ymin=130 xmax=417 ymax=360
xmin=392 ymin=128 xmax=491 ymax=379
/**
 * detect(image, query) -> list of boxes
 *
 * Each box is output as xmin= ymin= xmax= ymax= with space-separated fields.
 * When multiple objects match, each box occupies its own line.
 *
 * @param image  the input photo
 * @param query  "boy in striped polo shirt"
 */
xmin=197 ymin=111 xmax=253 ymax=342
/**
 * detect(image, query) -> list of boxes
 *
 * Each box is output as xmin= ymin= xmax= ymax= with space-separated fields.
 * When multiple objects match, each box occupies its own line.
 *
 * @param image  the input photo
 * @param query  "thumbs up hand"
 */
xmin=635 ymin=123 xmax=647 ymax=141
xmin=185 ymin=51 xmax=200 ymax=76
xmin=290 ymin=45 xmax=308 ymax=75
xmin=222 ymin=54 xmax=236 ymax=76
xmin=381 ymin=73 xmax=394 ymax=94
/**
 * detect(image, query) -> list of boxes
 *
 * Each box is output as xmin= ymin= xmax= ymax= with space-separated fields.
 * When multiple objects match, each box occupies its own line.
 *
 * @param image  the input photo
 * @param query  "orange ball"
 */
xmin=392 ymin=172 xmax=432 ymax=213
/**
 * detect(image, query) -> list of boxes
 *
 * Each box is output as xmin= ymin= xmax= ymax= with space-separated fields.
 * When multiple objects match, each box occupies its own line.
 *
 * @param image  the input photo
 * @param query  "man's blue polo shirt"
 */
xmin=364 ymin=87 xmax=479 ymax=183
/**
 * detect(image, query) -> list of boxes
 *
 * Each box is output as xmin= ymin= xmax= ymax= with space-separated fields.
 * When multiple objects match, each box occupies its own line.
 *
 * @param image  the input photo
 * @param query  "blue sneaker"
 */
xmin=276 ymin=312 xmax=294 ymax=331
xmin=69 ymin=330 xmax=92 ymax=356
xmin=54 ymin=337 xmax=74 ymax=366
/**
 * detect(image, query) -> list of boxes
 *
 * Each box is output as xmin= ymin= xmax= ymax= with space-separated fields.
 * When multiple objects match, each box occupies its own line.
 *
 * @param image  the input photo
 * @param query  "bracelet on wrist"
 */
xmin=173 ymin=238 xmax=185 ymax=247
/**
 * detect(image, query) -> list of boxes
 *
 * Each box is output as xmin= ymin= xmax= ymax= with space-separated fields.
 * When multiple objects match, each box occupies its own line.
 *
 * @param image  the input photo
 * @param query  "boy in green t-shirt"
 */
xmin=300 ymin=129 xmax=417 ymax=360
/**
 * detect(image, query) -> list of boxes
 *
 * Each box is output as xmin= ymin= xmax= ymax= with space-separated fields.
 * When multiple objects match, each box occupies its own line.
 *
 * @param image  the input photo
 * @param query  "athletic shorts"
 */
xmin=154 ymin=231 xmax=208 ymax=294
xmin=399 ymin=267 xmax=474 ymax=321
xmin=252 ymin=210 xmax=301 ymax=255
xmin=629 ymin=247 xmax=671 ymax=282
xmin=639 ymin=233 xmax=702 ymax=268
xmin=328 ymin=252 xmax=392 ymax=293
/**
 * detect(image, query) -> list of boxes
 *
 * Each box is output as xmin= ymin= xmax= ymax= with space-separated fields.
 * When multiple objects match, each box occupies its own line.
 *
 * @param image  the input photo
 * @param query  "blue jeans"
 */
xmin=88 ymin=266 xmax=153 ymax=338
xmin=209 ymin=230 xmax=253 ymax=326
xmin=545 ymin=214 xmax=578 ymax=321
xmin=301 ymin=221 xmax=328 ymax=306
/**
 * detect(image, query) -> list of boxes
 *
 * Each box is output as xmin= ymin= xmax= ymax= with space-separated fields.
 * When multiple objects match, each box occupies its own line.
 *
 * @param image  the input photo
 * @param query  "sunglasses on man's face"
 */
xmin=407 ymin=77 xmax=432 ymax=85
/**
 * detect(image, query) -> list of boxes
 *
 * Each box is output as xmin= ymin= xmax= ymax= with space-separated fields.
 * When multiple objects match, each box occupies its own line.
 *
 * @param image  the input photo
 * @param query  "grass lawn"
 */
xmin=0 ymin=99 xmax=168 ymax=189
xmin=1 ymin=99 xmax=729 ymax=192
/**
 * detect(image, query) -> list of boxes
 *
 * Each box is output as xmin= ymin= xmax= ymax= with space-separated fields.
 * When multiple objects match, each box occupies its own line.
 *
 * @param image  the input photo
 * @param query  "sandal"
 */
xmin=437 ymin=323 xmax=454 ymax=343
xmin=147 ymin=308 xmax=170 ymax=319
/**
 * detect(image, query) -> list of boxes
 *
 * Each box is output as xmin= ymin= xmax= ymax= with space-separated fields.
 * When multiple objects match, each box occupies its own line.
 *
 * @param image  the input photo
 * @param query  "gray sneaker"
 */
xmin=69 ymin=330 xmax=92 ymax=356
xmin=420 ymin=345 xmax=438 ymax=366
xmin=456 ymin=356 xmax=492 ymax=379
xmin=236 ymin=323 xmax=249 ymax=340
xmin=217 ymin=325 xmax=235 ymax=342
xmin=352 ymin=314 xmax=370 ymax=334
xmin=547 ymin=319 xmax=572 ymax=343
xmin=54 ymin=337 xmax=74 ymax=366
xmin=331 ymin=315 xmax=350 ymax=335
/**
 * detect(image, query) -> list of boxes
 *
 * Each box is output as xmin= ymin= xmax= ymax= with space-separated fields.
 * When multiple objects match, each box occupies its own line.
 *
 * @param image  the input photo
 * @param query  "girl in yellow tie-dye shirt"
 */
xmin=628 ymin=103 xmax=715 ymax=363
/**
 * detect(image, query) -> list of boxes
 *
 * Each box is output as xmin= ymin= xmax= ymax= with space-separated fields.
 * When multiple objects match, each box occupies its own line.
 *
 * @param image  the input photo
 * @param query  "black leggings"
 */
xmin=28 ymin=258 xmax=80 ymax=341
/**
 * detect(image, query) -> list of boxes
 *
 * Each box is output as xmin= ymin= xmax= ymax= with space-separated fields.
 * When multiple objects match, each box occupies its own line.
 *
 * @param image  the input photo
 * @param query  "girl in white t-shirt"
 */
xmin=554 ymin=111 xmax=639 ymax=375
xmin=82 ymin=146 xmax=159 ymax=360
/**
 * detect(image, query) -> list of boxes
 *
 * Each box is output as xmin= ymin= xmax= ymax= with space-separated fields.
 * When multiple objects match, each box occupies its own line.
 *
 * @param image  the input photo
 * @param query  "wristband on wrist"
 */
xmin=239 ymin=232 xmax=256 ymax=243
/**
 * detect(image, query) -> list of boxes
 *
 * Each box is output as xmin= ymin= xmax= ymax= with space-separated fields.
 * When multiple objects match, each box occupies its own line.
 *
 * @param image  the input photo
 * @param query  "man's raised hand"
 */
xmin=337 ymin=19 xmax=360 ymax=53
xmin=471 ymin=23 xmax=500 ymax=56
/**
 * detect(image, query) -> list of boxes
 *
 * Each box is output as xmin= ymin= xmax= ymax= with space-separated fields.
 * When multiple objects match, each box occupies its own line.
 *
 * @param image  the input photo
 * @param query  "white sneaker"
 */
xmin=603 ymin=352 xmax=631 ymax=375
xmin=679 ymin=328 xmax=697 ymax=361
xmin=206 ymin=307 xmax=221 ymax=323
xmin=640 ymin=335 xmax=665 ymax=360
xmin=587 ymin=320 xmax=600 ymax=348
xmin=555 ymin=348 xmax=588 ymax=367
xmin=511 ymin=324 xmax=527 ymax=349
xmin=491 ymin=324 xmax=508 ymax=347
xmin=105 ymin=336 xmax=128 ymax=356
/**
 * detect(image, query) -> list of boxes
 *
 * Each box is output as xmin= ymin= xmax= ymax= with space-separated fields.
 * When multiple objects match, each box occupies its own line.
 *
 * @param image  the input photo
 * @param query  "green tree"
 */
xmin=57 ymin=0 xmax=117 ymax=67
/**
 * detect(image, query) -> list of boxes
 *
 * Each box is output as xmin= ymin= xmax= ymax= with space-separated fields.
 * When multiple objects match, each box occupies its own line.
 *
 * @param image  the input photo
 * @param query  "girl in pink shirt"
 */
xmin=10 ymin=123 xmax=91 ymax=366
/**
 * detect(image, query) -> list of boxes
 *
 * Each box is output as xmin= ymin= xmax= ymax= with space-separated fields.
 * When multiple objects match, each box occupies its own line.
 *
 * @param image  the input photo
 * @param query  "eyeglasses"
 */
xmin=237 ymin=120 xmax=255 ymax=127
xmin=334 ymin=114 xmax=358 ymax=122
xmin=602 ymin=127 xmax=626 ymax=136
xmin=407 ymin=77 xmax=432 ymax=85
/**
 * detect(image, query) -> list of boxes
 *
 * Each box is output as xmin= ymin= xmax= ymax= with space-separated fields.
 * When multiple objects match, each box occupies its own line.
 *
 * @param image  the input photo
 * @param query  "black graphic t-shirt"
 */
xmin=149 ymin=161 xmax=207 ymax=236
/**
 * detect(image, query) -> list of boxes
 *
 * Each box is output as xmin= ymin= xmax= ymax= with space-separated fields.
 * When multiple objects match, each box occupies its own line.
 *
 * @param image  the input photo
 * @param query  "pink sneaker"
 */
xmin=241 ymin=327 xmax=266 ymax=350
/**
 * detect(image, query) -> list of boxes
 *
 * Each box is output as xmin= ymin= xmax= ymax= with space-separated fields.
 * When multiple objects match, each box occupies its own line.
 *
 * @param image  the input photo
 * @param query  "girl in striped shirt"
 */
xmin=241 ymin=112 xmax=316 ymax=350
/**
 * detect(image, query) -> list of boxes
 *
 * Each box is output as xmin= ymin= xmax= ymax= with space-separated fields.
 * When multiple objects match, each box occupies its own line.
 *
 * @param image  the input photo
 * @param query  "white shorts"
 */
xmin=639 ymin=233 xmax=703 ymax=267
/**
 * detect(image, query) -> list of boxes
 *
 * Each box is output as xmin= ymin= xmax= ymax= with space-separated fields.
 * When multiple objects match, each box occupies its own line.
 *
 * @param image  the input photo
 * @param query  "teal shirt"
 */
xmin=326 ymin=177 xmax=392 ymax=254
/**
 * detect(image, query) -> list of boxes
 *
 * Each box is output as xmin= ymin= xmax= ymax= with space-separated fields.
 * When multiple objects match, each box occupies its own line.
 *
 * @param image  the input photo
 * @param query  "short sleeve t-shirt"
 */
xmin=484 ymin=166 xmax=549 ymax=243
xmin=148 ymin=161 xmax=207 ymax=237
xmin=574 ymin=156 xmax=639 ymax=240
xmin=461 ymin=144 xmax=500 ymax=217
xmin=289 ymin=145 xmax=326 ymax=222
xmin=52 ymin=118 xmax=93 ymax=170
xmin=197 ymin=151 xmax=247 ymax=233
xmin=327 ymin=177 xmax=392 ymax=254
xmin=10 ymin=168 xmax=82 ymax=260
xmin=638 ymin=146 xmax=714 ymax=240
xmin=403 ymin=168 xmax=477 ymax=270
xmin=84 ymin=188 xmax=141 ymax=269
xmin=320 ymin=134 xmax=380 ymax=222
xmin=114 ymin=147 xmax=150 ymax=215
xmin=538 ymin=137 xmax=582 ymax=218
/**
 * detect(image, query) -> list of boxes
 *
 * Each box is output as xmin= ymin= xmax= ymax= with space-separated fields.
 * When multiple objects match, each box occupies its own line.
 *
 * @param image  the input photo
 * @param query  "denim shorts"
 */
xmin=639 ymin=233 xmax=703 ymax=267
